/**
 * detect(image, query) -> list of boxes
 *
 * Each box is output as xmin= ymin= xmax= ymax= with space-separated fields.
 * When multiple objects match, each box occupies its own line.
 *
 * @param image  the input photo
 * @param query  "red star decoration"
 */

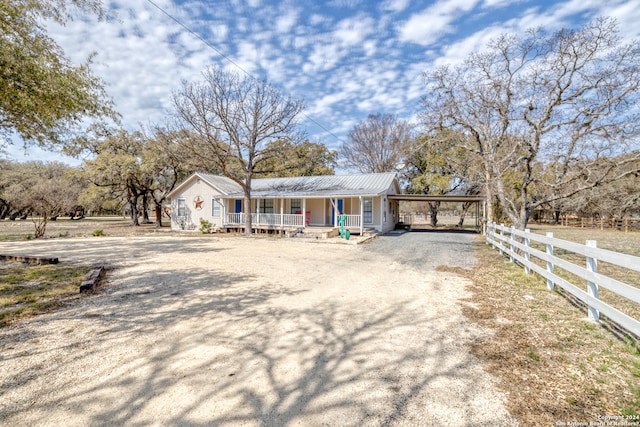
xmin=194 ymin=197 xmax=204 ymax=209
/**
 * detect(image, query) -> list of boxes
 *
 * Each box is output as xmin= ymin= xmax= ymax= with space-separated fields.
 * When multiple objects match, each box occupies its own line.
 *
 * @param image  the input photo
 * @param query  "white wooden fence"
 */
xmin=486 ymin=222 xmax=640 ymax=337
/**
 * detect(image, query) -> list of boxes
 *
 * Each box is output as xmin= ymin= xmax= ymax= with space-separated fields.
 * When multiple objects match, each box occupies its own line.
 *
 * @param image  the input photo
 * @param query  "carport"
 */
xmin=388 ymin=194 xmax=487 ymax=233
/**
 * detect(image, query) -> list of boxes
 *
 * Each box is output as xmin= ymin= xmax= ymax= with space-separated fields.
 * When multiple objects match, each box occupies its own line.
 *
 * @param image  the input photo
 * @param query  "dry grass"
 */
xmin=455 ymin=234 xmax=640 ymax=425
xmin=0 ymin=262 xmax=91 ymax=326
xmin=0 ymin=216 xmax=169 ymax=241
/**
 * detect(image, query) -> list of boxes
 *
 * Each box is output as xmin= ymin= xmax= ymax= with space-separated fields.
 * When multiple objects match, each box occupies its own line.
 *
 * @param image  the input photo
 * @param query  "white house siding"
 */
xmin=168 ymin=172 xmax=402 ymax=234
xmin=170 ymin=177 xmax=226 ymax=231
xmin=306 ymin=199 xmax=325 ymax=226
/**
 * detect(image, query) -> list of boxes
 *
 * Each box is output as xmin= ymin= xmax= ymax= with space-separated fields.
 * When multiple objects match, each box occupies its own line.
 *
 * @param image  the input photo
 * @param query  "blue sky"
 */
xmin=7 ymin=0 xmax=640 ymax=165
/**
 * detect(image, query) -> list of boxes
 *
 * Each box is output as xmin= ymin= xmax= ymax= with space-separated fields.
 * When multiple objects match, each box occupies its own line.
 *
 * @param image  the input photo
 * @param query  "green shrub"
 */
xmin=199 ymin=218 xmax=213 ymax=234
xmin=92 ymin=229 xmax=104 ymax=237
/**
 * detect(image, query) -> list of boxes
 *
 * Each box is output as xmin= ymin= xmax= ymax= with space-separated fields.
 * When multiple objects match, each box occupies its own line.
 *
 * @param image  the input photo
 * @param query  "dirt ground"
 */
xmin=0 ymin=228 xmax=517 ymax=426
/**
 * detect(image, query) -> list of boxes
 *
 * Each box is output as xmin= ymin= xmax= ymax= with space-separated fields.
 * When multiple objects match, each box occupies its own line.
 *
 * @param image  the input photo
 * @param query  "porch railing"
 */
xmin=225 ymin=213 xmax=244 ymax=225
xmin=225 ymin=212 xmax=361 ymax=229
xmin=341 ymin=214 xmax=361 ymax=228
xmin=224 ymin=213 xmax=304 ymax=227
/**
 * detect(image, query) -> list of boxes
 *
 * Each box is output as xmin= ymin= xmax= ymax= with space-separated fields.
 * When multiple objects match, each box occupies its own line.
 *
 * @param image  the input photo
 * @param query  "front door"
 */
xmin=235 ymin=199 xmax=242 ymax=213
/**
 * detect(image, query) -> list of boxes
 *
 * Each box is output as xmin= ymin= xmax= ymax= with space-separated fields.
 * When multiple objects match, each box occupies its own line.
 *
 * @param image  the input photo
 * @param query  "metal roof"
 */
xmin=196 ymin=173 xmax=243 ymax=195
xmin=230 ymin=172 xmax=399 ymax=198
xmin=171 ymin=172 xmax=399 ymax=199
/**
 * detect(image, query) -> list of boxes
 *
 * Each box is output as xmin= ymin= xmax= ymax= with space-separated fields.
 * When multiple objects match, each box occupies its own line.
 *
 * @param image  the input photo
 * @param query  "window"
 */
xmin=291 ymin=199 xmax=301 ymax=214
xmin=212 ymin=198 xmax=221 ymax=217
xmin=177 ymin=199 xmax=186 ymax=217
xmin=363 ymin=197 xmax=373 ymax=224
xmin=259 ymin=199 xmax=274 ymax=213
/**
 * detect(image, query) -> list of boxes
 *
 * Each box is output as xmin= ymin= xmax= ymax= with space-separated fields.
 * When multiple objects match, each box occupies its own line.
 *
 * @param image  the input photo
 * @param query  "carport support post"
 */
xmin=586 ymin=240 xmax=599 ymax=322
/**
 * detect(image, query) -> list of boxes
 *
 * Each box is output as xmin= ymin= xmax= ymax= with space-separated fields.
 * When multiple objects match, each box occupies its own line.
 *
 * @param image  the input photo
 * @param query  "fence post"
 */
xmin=509 ymin=226 xmax=515 ymax=262
xmin=546 ymin=232 xmax=554 ymax=290
xmin=499 ymin=224 xmax=505 ymax=255
xmin=486 ymin=222 xmax=491 ymax=245
xmin=586 ymin=240 xmax=599 ymax=322
xmin=524 ymin=229 xmax=531 ymax=274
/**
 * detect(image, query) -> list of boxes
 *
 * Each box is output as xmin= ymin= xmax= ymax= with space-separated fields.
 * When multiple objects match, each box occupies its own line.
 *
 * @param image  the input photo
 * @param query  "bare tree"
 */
xmin=340 ymin=113 xmax=414 ymax=173
xmin=422 ymin=17 xmax=640 ymax=229
xmin=1 ymin=161 xmax=81 ymax=237
xmin=173 ymin=67 xmax=304 ymax=235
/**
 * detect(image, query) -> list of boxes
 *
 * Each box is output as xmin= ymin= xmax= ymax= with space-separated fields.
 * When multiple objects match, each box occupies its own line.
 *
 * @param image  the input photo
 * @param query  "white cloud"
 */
xmin=398 ymin=0 xmax=481 ymax=46
xmin=381 ymin=0 xmax=410 ymax=13
xmin=333 ymin=15 xmax=376 ymax=46
xmin=276 ymin=9 xmax=300 ymax=33
xmin=9 ymin=0 xmax=636 ymax=165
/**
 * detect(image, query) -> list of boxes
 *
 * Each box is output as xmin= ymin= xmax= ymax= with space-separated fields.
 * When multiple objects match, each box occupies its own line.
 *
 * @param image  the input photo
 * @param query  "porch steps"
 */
xmin=294 ymin=227 xmax=377 ymax=240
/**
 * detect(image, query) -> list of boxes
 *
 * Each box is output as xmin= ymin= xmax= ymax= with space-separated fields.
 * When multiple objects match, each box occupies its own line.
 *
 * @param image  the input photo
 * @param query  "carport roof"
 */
xmin=388 ymin=194 xmax=486 ymax=202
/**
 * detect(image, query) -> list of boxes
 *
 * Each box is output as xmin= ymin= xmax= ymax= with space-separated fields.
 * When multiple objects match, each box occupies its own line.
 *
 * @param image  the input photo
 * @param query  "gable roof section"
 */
xmin=167 ymin=172 xmax=241 ymax=199
xmin=169 ymin=172 xmax=399 ymax=199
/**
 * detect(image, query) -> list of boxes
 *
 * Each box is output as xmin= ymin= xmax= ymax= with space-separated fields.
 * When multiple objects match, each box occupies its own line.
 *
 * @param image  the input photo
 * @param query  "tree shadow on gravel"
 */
xmin=0 ymin=246 xmax=511 ymax=426
xmin=0 ymin=238 xmax=226 ymax=269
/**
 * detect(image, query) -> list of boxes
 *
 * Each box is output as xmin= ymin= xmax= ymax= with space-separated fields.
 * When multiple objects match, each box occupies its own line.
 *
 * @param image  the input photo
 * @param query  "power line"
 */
xmin=144 ymin=0 xmax=346 ymax=146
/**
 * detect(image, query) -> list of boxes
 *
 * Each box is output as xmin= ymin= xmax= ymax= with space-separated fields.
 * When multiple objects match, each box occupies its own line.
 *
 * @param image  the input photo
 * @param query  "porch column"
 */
xmin=280 ymin=198 xmax=284 ymax=228
xmin=380 ymin=196 xmax=384 ymax=231
xmin=222 ymin=200 xmax=226 ymax=226
xmin=256 ymin=198 xmax=259 ymax=226
xmin=359 ymin=196 xmax=363 ymax=236
xmin=332 ymin=197 xmax=336 ymax=227
xmin=302 ymin=198 xmax=307 ymax=228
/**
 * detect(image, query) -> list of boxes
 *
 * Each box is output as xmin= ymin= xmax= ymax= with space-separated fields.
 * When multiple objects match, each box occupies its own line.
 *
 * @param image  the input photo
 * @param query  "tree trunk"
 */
xmin=243 ymin=171 xmax=253 ymax=236
xmin=154 ymin=201 xmax=163 ymax=227
xmin=141 ymin=193 xmax=150 ymax=223
xmin=243 ymin=191 xmax=252 ymax=235
xmin=484 ymin=173 xmax=494 ymax=224
xmin=458 ymin=201 xmax=472 ymax=227
xmin=130 ymin=194 xmax=140 ymax=226
xmin=0 ymin=199 xmax=9 ymax=219
xmin=428 ymin=201 xmax=440 ymax=227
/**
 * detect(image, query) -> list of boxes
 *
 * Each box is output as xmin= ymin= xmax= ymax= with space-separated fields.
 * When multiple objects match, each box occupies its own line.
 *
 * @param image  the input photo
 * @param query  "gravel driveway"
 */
xmin=0 ymin=232 xmax=516 ymax=426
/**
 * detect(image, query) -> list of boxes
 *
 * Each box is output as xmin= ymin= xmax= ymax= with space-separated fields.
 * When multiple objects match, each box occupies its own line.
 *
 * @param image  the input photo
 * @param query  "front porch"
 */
xmin=223 ymin=212 xmax=364 ymax=234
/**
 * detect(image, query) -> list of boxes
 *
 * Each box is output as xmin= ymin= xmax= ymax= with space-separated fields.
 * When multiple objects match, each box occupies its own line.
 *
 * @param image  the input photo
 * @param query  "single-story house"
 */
xmin=167 ymin=172 xmax=401 ymax=235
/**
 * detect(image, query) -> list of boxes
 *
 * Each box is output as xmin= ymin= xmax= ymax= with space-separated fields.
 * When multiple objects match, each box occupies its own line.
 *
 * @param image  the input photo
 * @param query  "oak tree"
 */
xmin=422 ymin=17 xmax=640 ymax=229
xmin=0 ymin=0 xmax=116 ymax=149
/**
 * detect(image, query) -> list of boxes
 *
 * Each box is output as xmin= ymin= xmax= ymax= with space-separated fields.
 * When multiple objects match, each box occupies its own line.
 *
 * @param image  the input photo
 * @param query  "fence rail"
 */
xmin=533 ymin=216 xmax=640 ymax=232
xmin=486 ymin=222 xmax=640 ymax=337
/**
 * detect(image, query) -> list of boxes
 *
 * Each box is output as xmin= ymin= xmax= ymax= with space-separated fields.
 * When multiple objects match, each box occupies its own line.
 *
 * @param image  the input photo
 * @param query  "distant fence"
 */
xmin=534 ymin=216 xmax=640 ymax=232
xmin=486 ymin=222 xmax=640 ymax=337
